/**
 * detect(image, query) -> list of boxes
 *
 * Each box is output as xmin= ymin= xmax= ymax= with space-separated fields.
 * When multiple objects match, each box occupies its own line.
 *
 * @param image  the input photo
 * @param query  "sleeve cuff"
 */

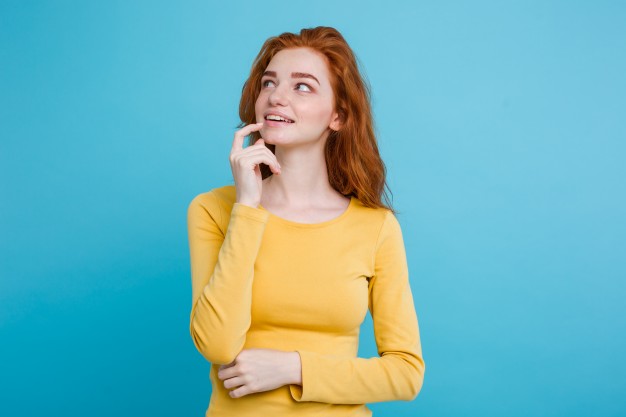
xmin=289 ymin=350 xmax=314 ymax=402
xmin=289 ymin=384 xmax=304 ymax=401
xmin=231 ymin=202 xmax=270 ymax=223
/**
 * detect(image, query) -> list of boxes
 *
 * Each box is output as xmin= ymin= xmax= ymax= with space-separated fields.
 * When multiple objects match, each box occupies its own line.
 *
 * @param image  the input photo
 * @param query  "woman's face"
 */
xmin=255 ymin=47 xmax=341 ymax=147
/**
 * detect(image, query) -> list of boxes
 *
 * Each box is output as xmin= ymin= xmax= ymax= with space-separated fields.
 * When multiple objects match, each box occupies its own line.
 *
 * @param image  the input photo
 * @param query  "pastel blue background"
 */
xmin=1 ymin=1 xmax=624 ymax=416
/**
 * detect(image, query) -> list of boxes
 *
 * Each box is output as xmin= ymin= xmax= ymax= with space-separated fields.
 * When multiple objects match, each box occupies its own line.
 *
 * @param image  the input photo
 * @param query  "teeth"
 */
xmin=266 ymin=114 xmax=292 ymax=122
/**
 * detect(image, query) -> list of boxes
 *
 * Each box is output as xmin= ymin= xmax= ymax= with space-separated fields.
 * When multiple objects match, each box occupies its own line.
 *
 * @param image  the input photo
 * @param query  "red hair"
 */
xmin=238 ymin=26 xmax=394 ymax=212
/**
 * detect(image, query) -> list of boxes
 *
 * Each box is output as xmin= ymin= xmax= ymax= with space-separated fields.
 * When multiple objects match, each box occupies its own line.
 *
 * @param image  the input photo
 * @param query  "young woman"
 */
xmin=188 ymin=26 xmax=425 ymax=416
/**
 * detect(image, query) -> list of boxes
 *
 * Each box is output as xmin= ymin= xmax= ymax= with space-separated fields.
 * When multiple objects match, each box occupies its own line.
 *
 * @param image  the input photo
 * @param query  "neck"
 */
xmin=264 ymin=140 xmax=337 ymax=207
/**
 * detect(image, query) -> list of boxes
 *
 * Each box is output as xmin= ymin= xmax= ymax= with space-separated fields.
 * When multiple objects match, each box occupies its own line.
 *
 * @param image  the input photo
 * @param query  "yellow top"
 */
xmin=187 ymin=185 xmax=425 ymax=416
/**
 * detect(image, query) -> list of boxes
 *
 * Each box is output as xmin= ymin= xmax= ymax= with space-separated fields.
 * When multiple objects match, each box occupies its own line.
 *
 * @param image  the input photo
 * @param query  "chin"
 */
xmin=261 ymin=132 xmax=289 ymax=145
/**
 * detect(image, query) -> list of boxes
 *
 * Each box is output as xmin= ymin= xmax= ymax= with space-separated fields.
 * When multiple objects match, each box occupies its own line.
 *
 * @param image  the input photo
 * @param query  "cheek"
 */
xmin=305 ymin=104 xmax=335 ymax=126
xmin=254 ymin=96 xmax=262 ymax=115
xmin=254 ymin=91 xmax=269 ymax=112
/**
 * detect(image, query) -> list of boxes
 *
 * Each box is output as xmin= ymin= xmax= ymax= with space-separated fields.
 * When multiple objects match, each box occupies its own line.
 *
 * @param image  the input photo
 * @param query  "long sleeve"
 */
xmin=289 ymin=210 xmax=425 ymax=404
xmin=187 ymin=192 xmax=270 ymax=365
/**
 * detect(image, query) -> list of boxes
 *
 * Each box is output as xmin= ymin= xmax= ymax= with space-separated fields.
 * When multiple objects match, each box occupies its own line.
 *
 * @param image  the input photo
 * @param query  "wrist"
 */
xmin=236 ymin=199 xmax=260 ymax=209
xmin=286 ymin=351 xmax=302 ymax=386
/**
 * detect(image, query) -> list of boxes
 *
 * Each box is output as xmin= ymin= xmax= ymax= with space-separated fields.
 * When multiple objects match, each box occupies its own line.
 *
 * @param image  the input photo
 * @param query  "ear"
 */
xmin=329 ymin=110 xmax=343 ymax=132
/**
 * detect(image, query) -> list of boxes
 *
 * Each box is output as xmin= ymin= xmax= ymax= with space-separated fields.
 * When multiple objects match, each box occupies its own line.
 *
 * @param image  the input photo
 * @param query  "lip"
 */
xmin=263 ymin=110 xmax=295 ymax=123
xmin=263 ymin=119 xmax=293 ymax=128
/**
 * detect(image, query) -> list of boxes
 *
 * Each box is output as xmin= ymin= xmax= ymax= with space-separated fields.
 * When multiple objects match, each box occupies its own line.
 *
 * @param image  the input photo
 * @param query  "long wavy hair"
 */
xmin=238 ymin=26 xmax=394 ymax=213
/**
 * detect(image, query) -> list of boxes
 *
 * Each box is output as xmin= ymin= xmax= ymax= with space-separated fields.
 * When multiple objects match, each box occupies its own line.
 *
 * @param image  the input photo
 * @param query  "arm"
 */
xmin=289 ymin=211 xmax=425 ymax=404
xmin=187 ymin=192 xmax=270 ymax=365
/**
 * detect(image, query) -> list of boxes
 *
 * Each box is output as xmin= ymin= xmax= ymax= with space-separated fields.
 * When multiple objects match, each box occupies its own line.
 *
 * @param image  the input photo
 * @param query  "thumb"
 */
xmin=255 ymin=138 xmax=265 ymax=146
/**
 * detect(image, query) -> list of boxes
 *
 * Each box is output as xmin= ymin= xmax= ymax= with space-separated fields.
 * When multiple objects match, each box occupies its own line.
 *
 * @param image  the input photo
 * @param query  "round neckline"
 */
xmin=259 ymin=196 xmax=355 ymax=228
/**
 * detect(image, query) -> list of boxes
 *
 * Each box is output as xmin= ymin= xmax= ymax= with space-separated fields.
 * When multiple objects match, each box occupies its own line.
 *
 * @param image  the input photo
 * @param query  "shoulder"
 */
xmin=354 ymin=197 xmax=404 ymax=242
xmin=351 ymin=197 xmax=401 ymax=235
xmin=187 ymin=185 xmax=237 ymax=226
xmin=189 ymin=184 xmax=236 ymax=208
xmin=344 ymin=198 xmax=404 ymax=252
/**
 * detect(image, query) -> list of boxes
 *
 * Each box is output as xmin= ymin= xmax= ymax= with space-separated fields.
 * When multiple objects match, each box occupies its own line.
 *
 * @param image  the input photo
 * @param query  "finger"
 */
xmin=249 ymin=138 xmax=273 ymax=153
xmin=218 ymin=359 xmax=236 ymax=371
xmin=236 ymin=148 xmax=280 ymax=168
xmin=223 ymin=376 xmax=246 ymax=390
xmin=241 ymin=157 xmax=281 ymax=175
xmin=233 ymin=137 xmax=280 ymax=170
xmin=229 ymin=385 xmax=251 ymax=399
xmin=217 ymin=364 xmax=241 ymax=380
xmin=246 ymin=139 xmax=271 ymax=154
xmin=236 ymin=152 xmax=281 ymax=174
xmin=232 ymin=122 xmax=264 ymax=152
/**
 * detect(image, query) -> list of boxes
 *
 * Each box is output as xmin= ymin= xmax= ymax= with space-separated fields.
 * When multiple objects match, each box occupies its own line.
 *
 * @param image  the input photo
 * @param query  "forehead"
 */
xmin=265 ymin=47 xmax=331 ymax=83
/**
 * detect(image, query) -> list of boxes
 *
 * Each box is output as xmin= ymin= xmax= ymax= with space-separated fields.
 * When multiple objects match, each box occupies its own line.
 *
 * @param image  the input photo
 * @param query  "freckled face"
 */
xmin=255 ymin=47 xmax=341 ymax=146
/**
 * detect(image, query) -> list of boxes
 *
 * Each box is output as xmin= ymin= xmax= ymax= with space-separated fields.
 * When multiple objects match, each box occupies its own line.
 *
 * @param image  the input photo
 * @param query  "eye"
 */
xmin=296 ymin=83 xmax=312 ymax=92
xmin=262 ymin=79 xmax=275 ymax=88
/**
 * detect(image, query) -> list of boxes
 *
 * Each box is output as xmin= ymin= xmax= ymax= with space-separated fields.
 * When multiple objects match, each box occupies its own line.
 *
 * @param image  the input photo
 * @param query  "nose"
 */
xmin=268 ymin=83 xmax=289 ymax=106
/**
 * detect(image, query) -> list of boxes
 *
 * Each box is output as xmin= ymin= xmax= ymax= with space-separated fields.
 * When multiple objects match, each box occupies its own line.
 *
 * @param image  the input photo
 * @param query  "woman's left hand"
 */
xmin=217 ymin=348 xmax=302 ymax=398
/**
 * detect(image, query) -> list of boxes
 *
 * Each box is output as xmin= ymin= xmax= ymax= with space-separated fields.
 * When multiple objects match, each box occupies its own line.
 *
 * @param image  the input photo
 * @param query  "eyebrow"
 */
xmin=262 ymin=70 xmax=320 ymax=86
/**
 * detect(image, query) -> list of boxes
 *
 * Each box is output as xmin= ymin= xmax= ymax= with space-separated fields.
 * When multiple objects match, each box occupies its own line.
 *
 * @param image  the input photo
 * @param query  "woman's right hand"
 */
xmin=229 ymin=122 xmax=281 ymax=208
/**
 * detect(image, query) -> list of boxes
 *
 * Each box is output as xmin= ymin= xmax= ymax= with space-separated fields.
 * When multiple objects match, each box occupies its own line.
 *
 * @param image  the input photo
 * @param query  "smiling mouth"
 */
xmin=265 ymin=115 xmax=294 ymax=123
